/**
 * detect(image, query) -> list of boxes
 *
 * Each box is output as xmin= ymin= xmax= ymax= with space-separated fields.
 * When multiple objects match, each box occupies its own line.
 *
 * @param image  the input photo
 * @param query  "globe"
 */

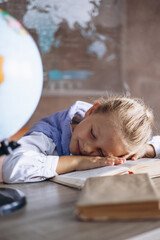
xmin=0 ymin=9 xmax=43 ymax=141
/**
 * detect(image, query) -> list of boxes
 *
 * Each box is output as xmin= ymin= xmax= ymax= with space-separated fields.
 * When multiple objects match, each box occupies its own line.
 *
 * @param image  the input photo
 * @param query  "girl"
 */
xmin=2 ymin=96 xmax=160 ymax=183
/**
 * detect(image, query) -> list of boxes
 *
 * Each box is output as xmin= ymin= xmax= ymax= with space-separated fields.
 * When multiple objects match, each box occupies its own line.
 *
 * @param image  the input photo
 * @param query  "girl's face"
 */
xmin=69 ymin=110 xmax=127 ymax=158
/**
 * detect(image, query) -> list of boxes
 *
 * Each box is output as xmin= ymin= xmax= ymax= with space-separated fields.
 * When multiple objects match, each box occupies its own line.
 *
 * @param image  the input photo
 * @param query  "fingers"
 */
xmin=131 ymin=150 xmax=146 ymax=160
xmin=103 ymin=156 xmax=126 ymax=166
xmin=122 ymin=154 xmax=132 ymax=160
xmin=122 ymin=153 xmax=139 ymax=161
xmin=75 ymin=155 xmax=126 ymax=171
xmin=113 ymin=157 xmax=126 ymax=165
xmin=87 ymin=156 xmax=126 ymax=169
xmin=131 ymin=154 xmax=138 ymax=161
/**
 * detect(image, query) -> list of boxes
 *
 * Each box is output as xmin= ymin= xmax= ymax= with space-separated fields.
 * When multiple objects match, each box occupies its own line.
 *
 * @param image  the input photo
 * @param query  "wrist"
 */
xmin=56 ymin=155 xmax=76 ymax=174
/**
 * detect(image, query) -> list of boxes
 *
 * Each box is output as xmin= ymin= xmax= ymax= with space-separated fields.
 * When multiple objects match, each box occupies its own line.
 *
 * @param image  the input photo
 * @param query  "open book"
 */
xmin=50 ymin=158 xmax=160 ymax=189
xmin=75 ymin=174 xmax=160 ymax=220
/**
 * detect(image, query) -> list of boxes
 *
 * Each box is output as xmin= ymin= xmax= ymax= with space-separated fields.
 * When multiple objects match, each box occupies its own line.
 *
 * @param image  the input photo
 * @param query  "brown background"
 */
xmin=1 ymin=0 xmax=160 ymax=135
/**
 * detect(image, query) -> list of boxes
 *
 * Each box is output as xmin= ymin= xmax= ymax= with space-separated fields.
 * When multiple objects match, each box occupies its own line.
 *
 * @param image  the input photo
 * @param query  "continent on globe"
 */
xmin=0 ymin=9 xmax=27 ymax=35
xmin=0 ymin=56 xmax=4 ymax=84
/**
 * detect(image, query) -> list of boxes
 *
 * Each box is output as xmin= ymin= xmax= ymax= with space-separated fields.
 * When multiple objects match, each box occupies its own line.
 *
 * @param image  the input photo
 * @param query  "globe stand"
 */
xmin=0 ymin=139 xmax=20 ymax=156
xmin=0 ymin=187 xmax=26 ymax=216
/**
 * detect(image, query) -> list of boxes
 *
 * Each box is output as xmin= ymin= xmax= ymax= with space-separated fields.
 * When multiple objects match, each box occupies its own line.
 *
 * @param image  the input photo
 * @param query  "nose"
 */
xmin=83 ymin=142 xmax=97 ymax=156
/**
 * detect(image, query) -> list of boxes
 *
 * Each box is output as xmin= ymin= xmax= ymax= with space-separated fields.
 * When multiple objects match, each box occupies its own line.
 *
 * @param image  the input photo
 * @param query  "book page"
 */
xmin=123 ymin=158 xmax=160 ymax=168
xmin=52 ymin=165 xmax=129 ymax=189
xmin=54 ymin=165 xmax=129 ymax=180
xmin=122 ymin=158 xmax=160 ymax=178
xmin=51 ymin=158 xmax=160 ymax=189
xmin=52 ymin=176 xmax=85 ymax=189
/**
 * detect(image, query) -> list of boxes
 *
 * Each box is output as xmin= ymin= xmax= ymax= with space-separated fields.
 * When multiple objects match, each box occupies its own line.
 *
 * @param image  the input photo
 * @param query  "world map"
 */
xmin=22 ymin=0 xmax=108 ymax=60
xmin=0 ymin=0 xmax=122 ymax=94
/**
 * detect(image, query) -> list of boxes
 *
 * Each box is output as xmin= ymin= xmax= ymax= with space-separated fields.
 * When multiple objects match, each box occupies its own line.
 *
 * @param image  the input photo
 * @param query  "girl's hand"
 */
xmin=123 ymin=144 xmax=156 ymax=161
xmin=56 ymin=155 xmax=126 ymax=174
xmin=74 ymin=155 xmax=126 ymax=171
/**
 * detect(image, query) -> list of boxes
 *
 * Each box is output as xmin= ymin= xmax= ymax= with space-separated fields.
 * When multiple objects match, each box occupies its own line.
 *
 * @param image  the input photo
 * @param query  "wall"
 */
xmin=124 ymin=0 xmax=160 ymax=134
xmin=1 ymin=0 xmax=160 ymax=134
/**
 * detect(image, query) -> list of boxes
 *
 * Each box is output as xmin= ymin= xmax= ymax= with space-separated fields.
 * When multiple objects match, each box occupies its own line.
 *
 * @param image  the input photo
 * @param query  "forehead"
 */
xmin=90 ymin=113 xmax=126 ymax=156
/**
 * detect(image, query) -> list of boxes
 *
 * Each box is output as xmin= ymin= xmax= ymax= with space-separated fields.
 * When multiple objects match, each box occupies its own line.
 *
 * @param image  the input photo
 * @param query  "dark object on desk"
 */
xmin=0 ymin=139 xmax=20 ymax=156
xmin=0 ymin=187 xmax=26 ymax=216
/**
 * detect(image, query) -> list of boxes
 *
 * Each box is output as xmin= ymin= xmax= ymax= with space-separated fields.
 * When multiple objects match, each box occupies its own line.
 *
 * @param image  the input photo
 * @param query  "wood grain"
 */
xmin=0 ymin=180 xmax=160 ymax=240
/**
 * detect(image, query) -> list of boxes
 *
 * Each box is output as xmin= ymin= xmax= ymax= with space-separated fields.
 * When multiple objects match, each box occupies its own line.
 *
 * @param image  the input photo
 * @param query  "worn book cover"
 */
xmin=75 ymin=174 xmax=160 ymax=220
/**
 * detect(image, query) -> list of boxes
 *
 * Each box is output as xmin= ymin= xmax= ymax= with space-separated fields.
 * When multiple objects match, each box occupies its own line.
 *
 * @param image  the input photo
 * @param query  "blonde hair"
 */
xmin=94 ymin=96 xmax=154 ymax=155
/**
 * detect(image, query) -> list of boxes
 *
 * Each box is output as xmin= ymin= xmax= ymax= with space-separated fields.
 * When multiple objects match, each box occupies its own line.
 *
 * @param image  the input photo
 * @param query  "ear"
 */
xmin=85 ymin=102 xmax=100 ymax=118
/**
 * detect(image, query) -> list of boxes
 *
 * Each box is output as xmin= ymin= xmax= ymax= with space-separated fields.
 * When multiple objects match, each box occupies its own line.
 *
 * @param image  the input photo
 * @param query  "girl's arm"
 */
xmin=124 ymin=135 xmax=160 ymax=160
xmin=56 ymin=155 xmax=126 ymax=175
xmin=148 ymin=135 xmax=160 ymax=158
xmin=2 ymin=132 xmax=125 ymax=183
xmin=2 ymin=132 xmax=59 ymax=183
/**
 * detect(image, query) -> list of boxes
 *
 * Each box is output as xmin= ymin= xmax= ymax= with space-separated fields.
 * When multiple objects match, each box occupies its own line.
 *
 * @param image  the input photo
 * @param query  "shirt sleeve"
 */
xmin=2 ymin=132 xmax=59 ymax=183
xmin=148 ymin=135 xmax=160 ymax=158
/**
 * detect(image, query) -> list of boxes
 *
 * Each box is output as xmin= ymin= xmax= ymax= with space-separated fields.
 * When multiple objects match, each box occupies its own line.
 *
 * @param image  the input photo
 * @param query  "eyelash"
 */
xmin=91 ymin=127 xmax=96 ymax=139
xmin=99 ymin=149 xmax=104 ymax=157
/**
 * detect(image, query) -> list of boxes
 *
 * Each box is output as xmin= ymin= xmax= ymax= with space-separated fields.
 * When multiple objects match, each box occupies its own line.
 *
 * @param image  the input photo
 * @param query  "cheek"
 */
xmin=72 ymin=119 xmax=91 ymax=142
xmin=78 ymin=127 xmax=90 ymax=140
xmin=74 ymin=123 xmax=86 ymax=137
xmin=72 ymin=125 xmax=79 ymax=138
xmin=71 ymin=125 xmax=83 ymax=145
xmin=111 ymin=143 xmax=127 ymax=157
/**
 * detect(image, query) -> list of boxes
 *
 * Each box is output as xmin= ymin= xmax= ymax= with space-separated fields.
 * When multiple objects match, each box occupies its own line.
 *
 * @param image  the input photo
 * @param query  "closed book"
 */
xmin=75 ymin=174 xmax=160 ymax=220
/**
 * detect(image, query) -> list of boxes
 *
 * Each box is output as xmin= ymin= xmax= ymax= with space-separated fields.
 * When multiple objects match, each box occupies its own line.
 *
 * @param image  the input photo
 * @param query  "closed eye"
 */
xmin=90 ymin=127 xmax=96 ymax=139
xmin=98 ymin=149 xmax=104 ymax=157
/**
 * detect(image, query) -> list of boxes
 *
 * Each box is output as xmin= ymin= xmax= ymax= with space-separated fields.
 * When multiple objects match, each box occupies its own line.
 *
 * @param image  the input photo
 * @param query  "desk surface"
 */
xmin=1 ymin=179 xmax=160 ymax=240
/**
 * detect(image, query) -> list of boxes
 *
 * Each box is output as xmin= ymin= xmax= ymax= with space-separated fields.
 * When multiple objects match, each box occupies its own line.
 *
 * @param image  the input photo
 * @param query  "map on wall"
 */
xmin=0 ymin=0 xmax=125 ymax=95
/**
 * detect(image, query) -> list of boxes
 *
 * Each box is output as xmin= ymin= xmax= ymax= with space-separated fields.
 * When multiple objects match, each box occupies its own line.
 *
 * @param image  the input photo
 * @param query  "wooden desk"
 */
xmin=1 ymin=179 xmax=160 ymax=240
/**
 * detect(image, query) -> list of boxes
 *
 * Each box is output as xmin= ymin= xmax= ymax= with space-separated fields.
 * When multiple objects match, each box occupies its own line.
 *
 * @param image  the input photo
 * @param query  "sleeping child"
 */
xmin=2 ymin=96 xmax=160 ymax=183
